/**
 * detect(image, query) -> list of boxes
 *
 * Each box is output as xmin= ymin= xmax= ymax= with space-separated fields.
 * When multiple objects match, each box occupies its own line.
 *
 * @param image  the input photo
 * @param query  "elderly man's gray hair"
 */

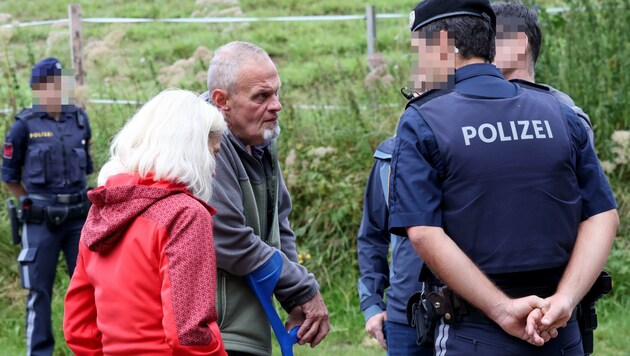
xmin=206 ymin=41 xmax=272 ymax=97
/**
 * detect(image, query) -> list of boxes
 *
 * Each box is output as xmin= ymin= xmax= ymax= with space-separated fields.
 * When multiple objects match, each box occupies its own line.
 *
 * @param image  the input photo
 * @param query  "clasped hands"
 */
xmin=493 ymin=293 xmax=576 ymax=347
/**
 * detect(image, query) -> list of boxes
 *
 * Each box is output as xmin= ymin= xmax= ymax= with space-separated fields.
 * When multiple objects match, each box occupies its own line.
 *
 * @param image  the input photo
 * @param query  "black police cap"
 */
xmin=409 ymin=0 xmax=496 ymax=32
xmin=30 ymin=57 xmax=63 ymax=86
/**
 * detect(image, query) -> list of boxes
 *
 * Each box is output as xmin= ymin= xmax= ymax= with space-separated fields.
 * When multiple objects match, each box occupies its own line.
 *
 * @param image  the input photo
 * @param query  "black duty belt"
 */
xmin=46 ymin=203 xmax=89 ymax=225
xmin=427 ymin=285 xmax=576 ymax=325
xmin=28 ymin=193 xmax=86 ymax=204
xmin=19 ymin=195 xmax=90 ymax=225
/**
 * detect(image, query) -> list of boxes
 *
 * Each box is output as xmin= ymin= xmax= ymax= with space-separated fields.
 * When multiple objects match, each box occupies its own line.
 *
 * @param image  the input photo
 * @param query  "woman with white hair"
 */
xmin=63 ymin=89 xmax=227 ymax=355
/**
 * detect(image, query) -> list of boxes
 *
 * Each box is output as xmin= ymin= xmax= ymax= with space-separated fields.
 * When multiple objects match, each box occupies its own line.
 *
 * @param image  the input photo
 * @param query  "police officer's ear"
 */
xmin=519 ymin=31 xmax=530 ymax=57
xmin=211 ymin=89 xmax=230 ymax=113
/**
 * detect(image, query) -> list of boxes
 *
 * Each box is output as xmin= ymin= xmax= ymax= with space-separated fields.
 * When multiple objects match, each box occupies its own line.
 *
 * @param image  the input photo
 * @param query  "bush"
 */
xmin=537 ymin=0 xmax=630 ymax=157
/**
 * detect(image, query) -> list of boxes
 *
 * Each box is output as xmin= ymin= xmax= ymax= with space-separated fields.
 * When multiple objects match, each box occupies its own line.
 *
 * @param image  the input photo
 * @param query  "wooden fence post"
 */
xmin=365 ymin=5 xmax=376 ymax=69
xmin=68 ymin=4 xmax=85 ymax=86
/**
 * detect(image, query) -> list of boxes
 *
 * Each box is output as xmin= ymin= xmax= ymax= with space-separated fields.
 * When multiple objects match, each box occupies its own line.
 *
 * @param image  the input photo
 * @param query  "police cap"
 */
xmin=409 ymin=0 xmax=496 ymax=32
xmin=30 ymin=57 xmax=63 ymax=86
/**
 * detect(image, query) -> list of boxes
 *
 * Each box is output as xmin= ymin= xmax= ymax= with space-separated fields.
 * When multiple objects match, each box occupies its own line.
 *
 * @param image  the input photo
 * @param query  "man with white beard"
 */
xmin=202 ymin=41 xmax=330 ymax=356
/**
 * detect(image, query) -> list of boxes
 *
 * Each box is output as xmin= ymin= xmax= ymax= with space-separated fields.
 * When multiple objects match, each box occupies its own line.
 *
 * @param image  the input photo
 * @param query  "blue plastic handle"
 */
xmin=246 ymin=251 xmax=301 ymax=356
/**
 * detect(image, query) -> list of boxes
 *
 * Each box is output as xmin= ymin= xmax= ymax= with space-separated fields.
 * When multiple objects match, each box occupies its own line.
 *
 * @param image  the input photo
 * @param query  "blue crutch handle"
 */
xmin=246 ymin=251 xmax=301 ymax=356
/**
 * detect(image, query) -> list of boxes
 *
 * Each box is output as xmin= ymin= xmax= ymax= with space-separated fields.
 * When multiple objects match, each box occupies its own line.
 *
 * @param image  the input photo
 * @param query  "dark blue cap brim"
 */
xmin=411 ymin=10 xmax=493 ymax=31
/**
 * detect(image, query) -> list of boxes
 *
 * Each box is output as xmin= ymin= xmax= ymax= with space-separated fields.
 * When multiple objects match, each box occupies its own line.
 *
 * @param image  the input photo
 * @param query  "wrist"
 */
xmin=484 ymin=294 xmax=511 ymax=324
xmin=553 ymin=290 xmax=578 ymax=310
xmin=363 ymin=305 xmax=385 ymax=322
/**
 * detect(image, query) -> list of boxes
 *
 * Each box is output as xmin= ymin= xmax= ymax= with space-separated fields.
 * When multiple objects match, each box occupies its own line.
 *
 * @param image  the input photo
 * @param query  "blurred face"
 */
xmin=32 ymin=70 xmax=75 ymax=115
xmin=494 ymin=18 xmax=529 ymax=73
xmin=410 ymin=30 xmax=456 ymax=92
xmin=224 ymin=58 xmax=282 ymax=146
xmin=32 ymin=76 xmax=62 ymax=113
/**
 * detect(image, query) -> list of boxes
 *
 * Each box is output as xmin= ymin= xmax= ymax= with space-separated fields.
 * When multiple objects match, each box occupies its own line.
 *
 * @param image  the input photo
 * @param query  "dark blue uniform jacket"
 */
xmin=2 ymin=106 xmax=93 ymax=194
xmin=388 ymin=63 xmax=616 ymax=287
xmin=357 ymin=137 xmax=424 ymax=325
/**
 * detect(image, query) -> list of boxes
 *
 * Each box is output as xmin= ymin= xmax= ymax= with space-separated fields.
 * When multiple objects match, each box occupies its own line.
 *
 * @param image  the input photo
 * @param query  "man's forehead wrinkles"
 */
xmin=248 ymin=81 xmax=280 ymax=94
xmin=238 ymin=72 xmax=280 ymax=92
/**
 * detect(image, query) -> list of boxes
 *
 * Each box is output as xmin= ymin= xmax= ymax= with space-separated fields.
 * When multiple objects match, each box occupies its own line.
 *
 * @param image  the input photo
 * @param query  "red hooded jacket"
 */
xmin=63 ymin=173 xmax=226 ymax=355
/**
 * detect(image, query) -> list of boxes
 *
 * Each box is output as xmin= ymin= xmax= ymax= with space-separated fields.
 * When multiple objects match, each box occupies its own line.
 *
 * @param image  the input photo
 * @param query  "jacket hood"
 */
xmin=82 ymin=173 xmax=210 ymax=253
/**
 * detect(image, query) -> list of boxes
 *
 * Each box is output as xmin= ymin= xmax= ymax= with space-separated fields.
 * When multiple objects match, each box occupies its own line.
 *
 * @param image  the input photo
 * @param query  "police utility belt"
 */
xmin=6 ymin=193 xmax=91 ymax=244
xmin=419 ymin=285 xmax=574 ymax=324
xmin=21 ymin=193 xmax=90 ymax=224
xmin=406 ymin=267 xmax=610 ymax=353
xmin=408 ymin=267 xmax=554 ymax=344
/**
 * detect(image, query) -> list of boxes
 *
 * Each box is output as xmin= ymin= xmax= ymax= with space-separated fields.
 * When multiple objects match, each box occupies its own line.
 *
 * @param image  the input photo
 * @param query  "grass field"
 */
xmin=1 ymin=0 xmax=629 ymax=355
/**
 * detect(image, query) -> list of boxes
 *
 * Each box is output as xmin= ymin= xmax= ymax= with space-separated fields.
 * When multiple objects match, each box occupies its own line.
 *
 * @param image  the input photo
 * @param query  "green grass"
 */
xmin=1 ymin=0 xmax=629 ymax=354
xmin=596 ymin=297 xmax=630 ymax=356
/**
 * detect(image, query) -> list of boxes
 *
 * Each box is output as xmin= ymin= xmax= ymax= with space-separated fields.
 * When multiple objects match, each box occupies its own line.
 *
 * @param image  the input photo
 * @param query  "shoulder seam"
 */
xmin=405 ymin=89 xmax=453 ymax=110
xmin=15 ymin=109 xmax=34 ymax=121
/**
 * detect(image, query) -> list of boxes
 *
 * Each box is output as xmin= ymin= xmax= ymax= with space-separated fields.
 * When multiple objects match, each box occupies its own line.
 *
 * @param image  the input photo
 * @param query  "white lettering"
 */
xmin=479 ymin=124 xmax=497 ymax=143
xmin=497 ymin=122 xmax=512 ymax=142
xmin=461 ymin=120 xmax=555 ymax=146
xmin=510 ymin=121 xmax=518 ymax=140
xmin=518 ymin=120 xmax=534 ymax=140
xmin=544 ymin=120 xmax=554 ymax=138
xmin=462 ymin=126 xmax=476 ymax=146
xmin=532 ymin=120 xmax=546 ymax=138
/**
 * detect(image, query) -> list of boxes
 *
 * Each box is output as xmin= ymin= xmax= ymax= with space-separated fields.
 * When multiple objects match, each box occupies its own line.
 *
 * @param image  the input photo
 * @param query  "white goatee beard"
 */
xmin=263 ymin=121 xmax=281 ymax=141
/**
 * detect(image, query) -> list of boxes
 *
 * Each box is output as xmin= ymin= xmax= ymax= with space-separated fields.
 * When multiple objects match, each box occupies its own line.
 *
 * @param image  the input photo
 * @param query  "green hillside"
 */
xmin=0 ymin=0 xmax=628 ymax=354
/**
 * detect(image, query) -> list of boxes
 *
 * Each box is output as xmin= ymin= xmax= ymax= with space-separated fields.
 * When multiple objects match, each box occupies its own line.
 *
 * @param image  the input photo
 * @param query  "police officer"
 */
xmin=2 ymin=57 xmax=93 ymax=356
xmin=357 ymin=136 xmax=433 ymax=356
xmin=491 ymin=1 xmax=595 ymax=146
xmin=388 ymin=0 xmax=618 ymax=354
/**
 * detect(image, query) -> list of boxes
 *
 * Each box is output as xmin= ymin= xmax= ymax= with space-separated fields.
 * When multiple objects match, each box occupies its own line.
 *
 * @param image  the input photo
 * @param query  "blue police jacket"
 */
xmin=357 ymin=137 xmax=424 ymax=325
xmin=389 ymin=64 xmax=617 ymax=283
xmin=2 ymin=106 xmax=94 ymax=194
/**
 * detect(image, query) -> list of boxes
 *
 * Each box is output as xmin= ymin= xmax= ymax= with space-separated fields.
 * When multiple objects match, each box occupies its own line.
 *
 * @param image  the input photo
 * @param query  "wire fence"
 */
xmin=0 ymin=6 xmax=574 ymax=113
xmin=0 ymin=6 xmax=572 ymax=29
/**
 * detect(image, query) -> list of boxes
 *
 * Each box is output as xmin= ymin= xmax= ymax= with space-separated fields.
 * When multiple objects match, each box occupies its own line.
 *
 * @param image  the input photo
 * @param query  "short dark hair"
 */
xmin=421 ymin=16 xmax=496 ymax=63
xmin=492 ymin=2 xmax=542 ymax=65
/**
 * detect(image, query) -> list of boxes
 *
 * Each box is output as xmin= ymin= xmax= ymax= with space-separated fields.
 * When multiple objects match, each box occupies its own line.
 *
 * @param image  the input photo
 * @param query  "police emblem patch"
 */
xmin=3 ymin=142 xmax=13 ymax=159
xmin=409 ymin=11 xmax=415 ymax=30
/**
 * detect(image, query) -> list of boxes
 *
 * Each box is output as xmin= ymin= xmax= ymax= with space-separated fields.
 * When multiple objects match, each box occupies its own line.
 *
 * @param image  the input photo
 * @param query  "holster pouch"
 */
xmin=19 ymin=196 xmax=45 ymax=224
xmin=407 ymin=292 xmax=421 ymax=327
xmin=578 ymin=271 xmax=612 ymax=355
xmin=426 ymin=287 xmax=469 ymax=324
xmin=46 ymin=205 xmax=70 ymax=226
xmin=405 ymin=264 xmax=445 ymax=345
xmin=6 ymin=199 xmax=22 ymax=245
xmin=407 ymin=291 xmax=436 ymax=346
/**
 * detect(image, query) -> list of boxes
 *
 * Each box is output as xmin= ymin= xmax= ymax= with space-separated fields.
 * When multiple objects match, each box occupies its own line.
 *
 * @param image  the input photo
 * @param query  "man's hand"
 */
xmin=365 ymin=311 xmax=387 ymax=350
xmin=286 ymin=306 xmax=304 ymax=331
xmin=526 ymin=308 xmax=559 ymax=345
xmin=525 ymin=293 xmax=574 ymax=340
xmin=490 ymin=295 xmax=553 ymax=346
xmin=286 ymin=292 xmax=330 ymax=347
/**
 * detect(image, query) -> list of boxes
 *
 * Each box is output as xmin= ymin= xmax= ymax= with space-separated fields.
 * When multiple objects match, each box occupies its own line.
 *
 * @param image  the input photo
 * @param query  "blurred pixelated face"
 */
xmin=410 ymin=30 xmax=456 ymax=92
xmin=32 ymin=76 xmax=62 ymax=113
xmin=32 ymin=70 xmax=75 ymax=114
xmin=494 ymin=17 xmax=529 ymax=72
xmin=226 ymin=58 xmax=282 ymax=146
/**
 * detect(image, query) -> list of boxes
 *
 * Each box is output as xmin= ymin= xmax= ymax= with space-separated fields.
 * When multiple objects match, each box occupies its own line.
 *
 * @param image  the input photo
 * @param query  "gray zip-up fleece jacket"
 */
xmin=210 ymin=130 xmax=318 ymax=355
